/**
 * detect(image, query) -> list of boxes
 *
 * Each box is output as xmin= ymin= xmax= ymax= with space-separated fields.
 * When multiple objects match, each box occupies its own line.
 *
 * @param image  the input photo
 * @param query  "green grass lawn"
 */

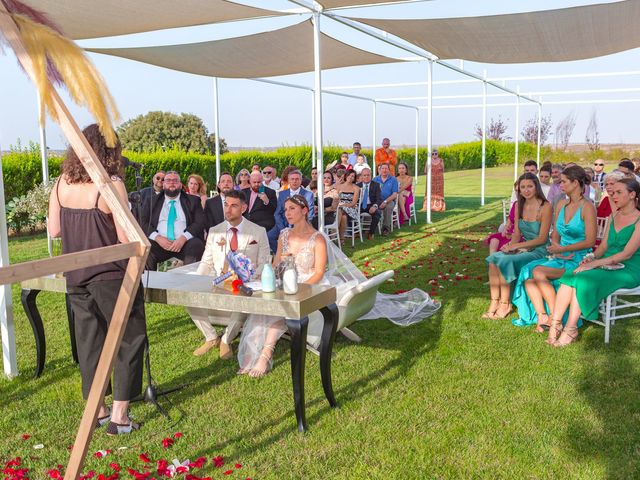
xmin=2 ymin=165 xmax=640 ymax=479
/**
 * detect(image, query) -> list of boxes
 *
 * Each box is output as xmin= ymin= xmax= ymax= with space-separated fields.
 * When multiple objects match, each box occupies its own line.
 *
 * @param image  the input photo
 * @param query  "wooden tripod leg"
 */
xmin=64 ymin=255 xmax=147 ymax=480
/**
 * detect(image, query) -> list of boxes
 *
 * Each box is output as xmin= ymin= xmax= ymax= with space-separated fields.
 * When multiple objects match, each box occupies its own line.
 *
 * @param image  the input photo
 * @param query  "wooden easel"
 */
xmin=0 ymin=5 xmax=150 ymax=479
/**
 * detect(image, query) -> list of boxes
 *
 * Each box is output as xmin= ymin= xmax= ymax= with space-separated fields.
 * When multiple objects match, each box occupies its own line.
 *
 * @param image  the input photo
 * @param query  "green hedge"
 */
xmin=4 ymin=142 xmax=638 ymax=199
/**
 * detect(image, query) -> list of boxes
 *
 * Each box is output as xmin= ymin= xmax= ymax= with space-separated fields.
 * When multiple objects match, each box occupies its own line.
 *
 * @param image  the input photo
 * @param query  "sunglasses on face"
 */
xmin=594 ymin=163 xmax=604 ymax=166
xmin=262 ymin=170 xmax=271 ymax=175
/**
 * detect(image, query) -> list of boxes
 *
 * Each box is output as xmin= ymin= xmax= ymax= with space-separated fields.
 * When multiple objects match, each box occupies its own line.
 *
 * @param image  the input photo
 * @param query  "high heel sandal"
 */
xmin=546 ymin=317 xmax=563 ymax=345
xmin=535 ymin=312 xmax=551 ymax=333
xmin=249 ymin=344 xmax=276 ymax=378
xmin=493 ymin=301 xmax=513 ymax=319
xmin=481 ymin=298 xmax=500 ymax=319
xmin=553 ymin=326 xmax=579 ymax=347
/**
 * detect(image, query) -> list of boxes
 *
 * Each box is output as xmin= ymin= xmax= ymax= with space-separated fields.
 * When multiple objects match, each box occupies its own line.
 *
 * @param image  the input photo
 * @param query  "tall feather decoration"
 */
xmin=11 ymin=14 xmax=120 ymax=146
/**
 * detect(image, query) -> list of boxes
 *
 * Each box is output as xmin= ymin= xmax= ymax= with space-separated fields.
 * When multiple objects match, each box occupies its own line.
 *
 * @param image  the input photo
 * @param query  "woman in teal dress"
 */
xmin=550 ymin=178 xmax=640 ymax=346
xmin=512 ymin=166 xmax=597 ymax=333
xmin=484 ymin=173 xmax=553 ymax=318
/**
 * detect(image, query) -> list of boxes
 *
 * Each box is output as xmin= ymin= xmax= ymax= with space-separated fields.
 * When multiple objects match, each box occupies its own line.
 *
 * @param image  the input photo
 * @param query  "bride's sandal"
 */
xmin=546 ymin=317 xmax=563 ymax=345
xmin=493 ymin=301 xmax=513 ymax=319
xmin=535 ymin=312 xmax=551 ymax=333
xmin=481 ymin=298 xmax=500 ymax=319
xmin=553 ymin=326 xmax=579 ymax=347
xmin=249 ymin=344 xmax=276 ymax=378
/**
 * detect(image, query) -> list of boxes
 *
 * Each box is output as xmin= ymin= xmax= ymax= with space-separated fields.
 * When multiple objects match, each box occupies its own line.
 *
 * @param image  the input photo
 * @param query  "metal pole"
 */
xmin=371 ymin=100 xmax=376 ymax=177
xmin=481 ymin=70 xmax=487 ymax=207
xmin=536 ymin=97 xmax=542 ymax=166
xmin=311 ymin=93 xmax=316 ymax=169
xmin=213 ymin=77 xmax=221 ymax=182
xmin=0 ymin=145 xmax=18 ymax=378
xmin=514 ymin=86 xmax=520 ymax=182
xmin=414 ymin=107 xmax=419 ymax=185
xmin=312 ymin=12 xmax=325 ymax=230
xmin=37 ymin=93 xmax=52 ymax=256
xmin=426 ymin=60 xmax=433 ymax=224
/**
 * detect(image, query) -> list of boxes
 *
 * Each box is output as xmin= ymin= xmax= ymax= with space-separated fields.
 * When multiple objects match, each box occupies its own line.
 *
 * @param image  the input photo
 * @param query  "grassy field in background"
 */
xmin=2 ymin=166 xmax=640 ymax=479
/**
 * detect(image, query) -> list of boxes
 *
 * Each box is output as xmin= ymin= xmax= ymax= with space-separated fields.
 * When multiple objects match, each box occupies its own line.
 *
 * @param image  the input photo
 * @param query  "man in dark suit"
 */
xmin=202 ymin=172 xmax=234 ymax=232
xmin=357 ymin=167 xmax=382 ymax=240
xmin=134 ymin=170 xmax=164 ymax=226
xmin=267 ymin=169 xmax=315 ymax=252
xmin=139 ymin=171 xmax=205 ymax=270
xmin=242 ymin=171 xmax=277 ymax=231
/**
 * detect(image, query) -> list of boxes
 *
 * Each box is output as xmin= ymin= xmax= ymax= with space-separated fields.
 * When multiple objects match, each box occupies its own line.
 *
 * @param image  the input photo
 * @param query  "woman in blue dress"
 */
xmin=484 ymin=173 xmax=553 ymax=318
xmin=511 ymin=166 xmax=597 ymax=334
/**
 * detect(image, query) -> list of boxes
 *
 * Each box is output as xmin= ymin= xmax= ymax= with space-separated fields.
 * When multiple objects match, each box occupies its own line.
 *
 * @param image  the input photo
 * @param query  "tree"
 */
xmin=554 ymin=111 xmax=577 ymax=151
xmin=207 ymin=133 xmax=228 ymax=156
xmin=117 ymin=111 xmax=228 ymax=154
xmin=474 ymin=116 xmax=511 ymax=140
xmin=521 ymin=114 xmax=552 ymax=145
xmin=585 ymin=109 xmax=600 ymax=151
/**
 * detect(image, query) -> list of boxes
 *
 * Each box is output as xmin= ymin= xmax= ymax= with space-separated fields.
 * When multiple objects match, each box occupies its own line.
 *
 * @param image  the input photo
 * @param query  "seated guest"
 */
xmin=484 ymin=183 xmax=523 ymax=254
xmin=512 ymin=166 xmax=596 ymax=332
xmin=357 ymin=167 xmax=382 ymax=240
xmin=235 ymin=169 xmax=251 ymax=191
xmin=396 ymin=162 xmax=413 ymax=225
xmin=140 ymin=171 xmax=205 ymax=271
xmin=484 ymin=173 xmax=552 ymax=319
xmin=593 ymin=159 xmax=606 ymax=190
xmin=203 ymin=172 xmax=234 ymax=231
xmin=311 ymin=167 xmax=318 ymax=184
xmin=511 ymin=160 xmax=539 ymax=202
xmin=375 ymin=138 xmax=398 ymax=176
xmin=597 ymin=171 xmax=625 ymax=218
xmin=348 ymin=142 xmax=366 ymax=167
xmin=279 ymin=165 xmax=296 ymax=191
xmin=353 ymin=153 xmax=370 ymax=175
xmin=583 ymin=167 xmax=601 ymax=203
xmin=243 ymin=171 xmax=277 ymax=231
xmin=268 ymin=169 xmax=315 ymax=252
xmin=188 ymin=190 xmax=270 ymax=359
xmin=251 ymin=163 xmax=261 ymax=173
xmin=337 ymin=169 xmax=361 ymax=245
xmin=187 ymin=174 xmax=208 ymax=208
xmin=617 ymin=159 xmax=640 ymax=182
xmin=339 ymin=151 xmax=352 ymax=170
xmin=373 ymin=163 xmax=399 ymax=236
xmin=539 ymin=165 xmax=552 ymax=199
xmin=312 ymin=171 xmax=340 ymax=229
xmin=546 ymin=163 xmax=565 ymax=207
xmin=549 ymin=178 xmax=640 ymax=346
xmin=139 ymin=170 xmax=165 ymax=208
xmin=309 ymin=179 xmax=318 ymax=196
xmin=262 ymin=165 xmax=280 ymax=192
xmin=334 ymin=166 xmax=346 ymax=186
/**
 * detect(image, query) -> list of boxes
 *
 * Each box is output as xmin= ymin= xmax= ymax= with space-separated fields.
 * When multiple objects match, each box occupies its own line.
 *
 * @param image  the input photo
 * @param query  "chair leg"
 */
xmin=340 ymin=328 xmax=362 ymax=343
xmin=604 ymin=295 xmax=612 ymax=344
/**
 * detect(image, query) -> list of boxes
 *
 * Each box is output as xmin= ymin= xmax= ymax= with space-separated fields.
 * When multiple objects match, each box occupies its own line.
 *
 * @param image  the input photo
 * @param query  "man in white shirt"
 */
xmin=348 ymin=142 xmax=366 ymax=167
xmin=141 ymin=171 xmax=205 ymax=271
xmin=261 ymin=166 xmax=280 ymax=191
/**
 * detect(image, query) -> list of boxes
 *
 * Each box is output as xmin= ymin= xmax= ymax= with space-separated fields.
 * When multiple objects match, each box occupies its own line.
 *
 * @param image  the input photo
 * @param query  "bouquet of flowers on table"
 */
xmin=213 ymin=251 xmax=255 ymax=292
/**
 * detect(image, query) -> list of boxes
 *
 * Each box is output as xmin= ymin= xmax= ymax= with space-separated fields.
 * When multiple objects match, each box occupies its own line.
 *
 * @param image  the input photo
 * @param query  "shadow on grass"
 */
xmin=567 ymin=326 xmax=640 ymax=479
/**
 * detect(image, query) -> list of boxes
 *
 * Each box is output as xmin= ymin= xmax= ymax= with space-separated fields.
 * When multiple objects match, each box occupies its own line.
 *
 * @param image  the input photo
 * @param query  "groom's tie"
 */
xmin=230 ymin=227 xmax=238 ymax=252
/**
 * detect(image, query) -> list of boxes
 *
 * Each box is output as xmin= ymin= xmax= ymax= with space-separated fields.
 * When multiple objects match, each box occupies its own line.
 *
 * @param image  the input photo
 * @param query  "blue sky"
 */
xmin=1 ymin=0 xmax=638 ymax=151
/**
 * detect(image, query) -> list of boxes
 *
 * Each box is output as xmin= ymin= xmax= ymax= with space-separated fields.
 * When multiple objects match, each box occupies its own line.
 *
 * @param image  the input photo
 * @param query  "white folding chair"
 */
xmin=344 ymin=211 xmax=363 ymax=246
xmin=322 ymin=207 xmax=341 ymax=248
xmin=390 ymin=202 xmax=401 ymax=231
xmin=592 ymin=285 xmax=640 ymax=343
xmin=596 ymin=216 xmax=609 ymax=244
xmin=360 ymin=212 xmax=382 ymax=236
xmin=502 ymin=199 xmax=509 ymax=225
xmin=408 ymin=201 xmax=418 ymax=226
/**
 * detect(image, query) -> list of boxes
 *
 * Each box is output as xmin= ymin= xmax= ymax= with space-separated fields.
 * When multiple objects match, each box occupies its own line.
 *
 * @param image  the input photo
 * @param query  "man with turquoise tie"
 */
xmin=141 ymin=170 xmax=205 ymax=271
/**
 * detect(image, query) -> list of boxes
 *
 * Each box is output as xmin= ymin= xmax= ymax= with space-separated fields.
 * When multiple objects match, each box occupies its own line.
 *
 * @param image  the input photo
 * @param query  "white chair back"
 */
xmin=596 ymin=216 xmax=609 ymax=242
xmin=336 ymin=270 xmax=394 ymax=331
xmin=323 ymin=206 xmax=341 ymax=248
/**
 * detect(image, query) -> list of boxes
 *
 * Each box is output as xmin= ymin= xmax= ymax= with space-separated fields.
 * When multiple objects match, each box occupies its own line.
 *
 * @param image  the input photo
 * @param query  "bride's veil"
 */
xmin=321 ymin=233 xmax=441 ymax=327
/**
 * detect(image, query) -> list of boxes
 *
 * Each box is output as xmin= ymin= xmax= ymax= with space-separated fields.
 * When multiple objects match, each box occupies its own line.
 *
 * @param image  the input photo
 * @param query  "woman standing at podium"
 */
xmin=47 ymin=124 xmax=147 ymax=436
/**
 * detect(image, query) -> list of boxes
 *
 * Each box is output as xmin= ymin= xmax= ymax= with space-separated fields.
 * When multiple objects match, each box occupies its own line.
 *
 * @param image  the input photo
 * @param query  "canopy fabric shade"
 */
xmin=354 ymin=0 xmax=640 ymax=63
xmin=19 ymin=0 xmax=278 ymax=39
xmin=87 ymin=20 xmax=400 ymax=78
xmin=319 ymin=0 xmax=415 ymax=9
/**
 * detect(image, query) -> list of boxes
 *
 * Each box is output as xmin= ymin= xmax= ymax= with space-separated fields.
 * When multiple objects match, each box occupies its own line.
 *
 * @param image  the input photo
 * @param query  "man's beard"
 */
xmin=164 ymin=187 xmax=181 ymax=198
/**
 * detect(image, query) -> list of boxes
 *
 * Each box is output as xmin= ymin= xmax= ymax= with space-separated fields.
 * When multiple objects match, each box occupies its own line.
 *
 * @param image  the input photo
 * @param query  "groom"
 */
xmin=188 ymin=190 xmax=270 ymax=359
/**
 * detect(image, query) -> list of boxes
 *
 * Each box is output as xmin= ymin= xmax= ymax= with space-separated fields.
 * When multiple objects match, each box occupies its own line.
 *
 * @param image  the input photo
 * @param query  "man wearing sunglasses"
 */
xmin=593 ymin=159 xmax=606 ymax=190
xmin=261 ymin=166 xmax=280 ymax=192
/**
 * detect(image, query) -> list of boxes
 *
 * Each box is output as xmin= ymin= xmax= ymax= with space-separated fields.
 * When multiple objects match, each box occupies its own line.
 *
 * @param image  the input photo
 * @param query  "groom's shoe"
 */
xmin=193 ymin=338 xmax=220 ymax=356
xmin=219 ymin=341 xmax=234 ymax=360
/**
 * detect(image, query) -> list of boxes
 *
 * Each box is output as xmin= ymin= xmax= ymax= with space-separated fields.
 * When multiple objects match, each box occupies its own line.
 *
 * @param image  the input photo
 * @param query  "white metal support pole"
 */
xmin=37 ymin=93 xmax=52 ymax=256
xmin=311 ymin=93 xmax=316 ymax=169
xmin=536 ymin=97 xmax=542 ymax=166
xmin=0 ymin=146 xmax=18 ymax=378
xmin=481 ymin=70 xmax=487 ymax=206
xmin=312 ymin=11 xmax=325 ymax=230
xmin=414 ymin=107 xmax=419 ymax=184
xmin=213 ymin=77 xmax=221 ymax=182
xmin=514 ymin=86 xmax=520 ymax=182
xmin=371 ymin=100 xmax=377 ymax=177
xmin=426 ymin=60 xmax=433 ymax=224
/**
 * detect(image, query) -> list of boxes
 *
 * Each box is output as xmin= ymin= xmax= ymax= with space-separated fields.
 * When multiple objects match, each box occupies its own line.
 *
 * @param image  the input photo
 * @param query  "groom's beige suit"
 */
xmin=188 ymin=217 xmax=270 ymax=345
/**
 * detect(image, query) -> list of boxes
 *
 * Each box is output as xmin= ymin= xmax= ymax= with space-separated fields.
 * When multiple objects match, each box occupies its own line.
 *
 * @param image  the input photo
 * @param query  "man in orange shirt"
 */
xmin=375 ymin=138 xmax=398 ymax=176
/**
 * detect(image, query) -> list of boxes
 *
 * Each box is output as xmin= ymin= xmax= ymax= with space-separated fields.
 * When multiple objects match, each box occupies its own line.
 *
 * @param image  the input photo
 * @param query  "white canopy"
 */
xmin=87 ymin=20 xmax=400 ymax=78
xmin=319 ymin=0 xmax=414 ymax=9
xmin=20 ymin=0 xmax=277 ymax=39
xmin=354 ymin=0 xmax=640 ymax=63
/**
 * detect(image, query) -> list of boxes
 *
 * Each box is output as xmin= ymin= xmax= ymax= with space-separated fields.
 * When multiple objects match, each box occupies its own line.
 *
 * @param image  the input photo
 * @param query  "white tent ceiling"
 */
xmin=354 ymin=0 xmax=640 ymax=63
xmin=20 ymin=0 xmax=278 ymax=39
xmin=319 ymin=0 xmax=415 ymax=9
xmin=87 ymin=19 xmax=400 ymax=78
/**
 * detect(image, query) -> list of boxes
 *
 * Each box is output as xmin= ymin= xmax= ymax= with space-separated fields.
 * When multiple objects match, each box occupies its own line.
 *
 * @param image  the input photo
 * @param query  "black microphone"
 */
xmin=123 ymin=156 xmax=144 ymax=170
xmin=238 ymin=284 xmax=254 ymax=296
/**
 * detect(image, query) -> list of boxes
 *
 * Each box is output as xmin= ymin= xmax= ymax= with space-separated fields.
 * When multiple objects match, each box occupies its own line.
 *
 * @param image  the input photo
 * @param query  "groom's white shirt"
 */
xmin=188 ymin=218 xmax=270 ymax=345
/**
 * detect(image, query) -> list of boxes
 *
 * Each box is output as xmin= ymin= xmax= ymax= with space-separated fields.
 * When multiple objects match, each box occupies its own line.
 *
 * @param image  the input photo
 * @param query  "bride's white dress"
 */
xmin=237 ymin=229 xmax=327 ymax=371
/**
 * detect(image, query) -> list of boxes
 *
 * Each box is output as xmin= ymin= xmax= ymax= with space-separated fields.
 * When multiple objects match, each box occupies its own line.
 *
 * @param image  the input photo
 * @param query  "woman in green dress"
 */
xmin=484 ymin=173 xmax=553 ymax=318
xmin=511 ymin=166 xmax=597 ymax=333
xmin=550 ymin=178 xmax=640 ymax=346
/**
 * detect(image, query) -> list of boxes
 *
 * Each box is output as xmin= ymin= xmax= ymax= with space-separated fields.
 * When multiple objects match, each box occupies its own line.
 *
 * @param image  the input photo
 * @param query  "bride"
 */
xmin=238 ymin=194 xmax=328 ymax=377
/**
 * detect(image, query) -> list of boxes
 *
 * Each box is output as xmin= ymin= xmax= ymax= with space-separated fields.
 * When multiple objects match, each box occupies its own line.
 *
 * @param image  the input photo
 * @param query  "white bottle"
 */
xmin=282 ymin=257 xmax=299 ymax=295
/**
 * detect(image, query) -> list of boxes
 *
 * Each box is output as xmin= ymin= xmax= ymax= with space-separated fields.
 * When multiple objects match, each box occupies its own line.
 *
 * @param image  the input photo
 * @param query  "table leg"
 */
xmin=65 ymin=293 xmax=79 ymax=364
xmin=319 ymin=303 xmax=339 ymax=407
xmin=20 ymin=288 xmax=45 ymax=378
xmin=286 ymin=315 xmax=309 ymax=433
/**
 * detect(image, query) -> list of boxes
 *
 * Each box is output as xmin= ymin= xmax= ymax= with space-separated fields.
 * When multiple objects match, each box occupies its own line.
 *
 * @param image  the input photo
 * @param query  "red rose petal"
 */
xmin=139 ymin=453 xmax=151 ymax=463
xmin=173 ymin=432 xmax=183 ymax=439
xmin=234 ymin=464 xmax=242 ymax=469
xmin=21 ymin=434 xmax=30 ymax=440
xmin=223 ymin=470 xmax=233 ymax=476
xmin=161 ymin=437 xmax=174 ymax=449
